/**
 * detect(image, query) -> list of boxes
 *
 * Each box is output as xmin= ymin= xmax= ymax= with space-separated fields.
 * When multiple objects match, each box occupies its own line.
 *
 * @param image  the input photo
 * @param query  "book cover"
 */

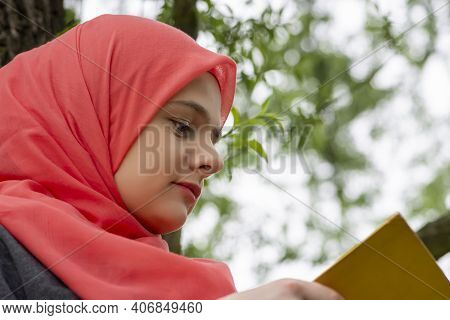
xmin=314 ymin=212 xmax=450 ymax=299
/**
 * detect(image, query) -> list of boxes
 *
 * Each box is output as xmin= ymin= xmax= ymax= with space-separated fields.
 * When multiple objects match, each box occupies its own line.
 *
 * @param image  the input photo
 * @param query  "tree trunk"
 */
xmin=0 ymin=0 xmax=65 ymax=66
xmin=171 ymin=0 xmax=198 ymax=40
xmin=161 ymin=0 xmax=199 ymax=254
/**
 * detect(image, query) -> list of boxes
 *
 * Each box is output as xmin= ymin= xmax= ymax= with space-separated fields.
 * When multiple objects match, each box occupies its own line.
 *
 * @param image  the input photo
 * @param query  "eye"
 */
xmin=212 ymin=130 xmax=222 ymax=145
xmin=170 ymin=119 xmax=194 ymax=138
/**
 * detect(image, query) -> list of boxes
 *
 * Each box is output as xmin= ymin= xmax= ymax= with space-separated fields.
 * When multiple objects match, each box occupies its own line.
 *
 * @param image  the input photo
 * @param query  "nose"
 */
xmin=187 ymin=139 xmax=224 ymax=180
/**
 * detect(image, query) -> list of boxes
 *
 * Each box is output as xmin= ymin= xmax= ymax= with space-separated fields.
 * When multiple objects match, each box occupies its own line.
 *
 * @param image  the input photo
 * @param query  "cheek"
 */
xmin=139 ymin=128 xmax=182 ymax=179
xmin=116 ymin=126 xmax=194 ymax=234
xmin=117 ymin=173 xmax=164 ymax=213
xmin=162 ymin=132 xmax=189 ymax=176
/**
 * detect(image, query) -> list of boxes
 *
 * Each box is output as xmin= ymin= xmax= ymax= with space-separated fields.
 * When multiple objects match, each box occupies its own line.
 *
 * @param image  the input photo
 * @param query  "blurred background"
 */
xmin=1 ymin=0 xmax=449 ymax=291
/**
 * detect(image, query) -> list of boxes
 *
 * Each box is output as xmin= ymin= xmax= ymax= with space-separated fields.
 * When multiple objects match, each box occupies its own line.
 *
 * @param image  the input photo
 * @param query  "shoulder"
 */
xmin=0 ymin=225 xmax=79 ymax=300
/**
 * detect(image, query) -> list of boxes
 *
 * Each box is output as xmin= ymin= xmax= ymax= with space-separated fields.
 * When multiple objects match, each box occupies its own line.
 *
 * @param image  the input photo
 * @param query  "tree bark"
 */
xmin=0 ymin=0 xmax=65 ymax=66
xmin=161 ymin=0 xmax=199 ymax=254
xmin=417 ymin=212 xmax=450 ymax=260
xmin=171 ymin=0 xmax=198 ymax=40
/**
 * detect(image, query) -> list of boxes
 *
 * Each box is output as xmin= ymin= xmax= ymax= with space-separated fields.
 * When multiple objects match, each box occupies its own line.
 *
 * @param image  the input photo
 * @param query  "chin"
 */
xmin=156 ymin=221 xmax=185 ymax=235
xmin=134 ymin=208 xmax=188 ymax=235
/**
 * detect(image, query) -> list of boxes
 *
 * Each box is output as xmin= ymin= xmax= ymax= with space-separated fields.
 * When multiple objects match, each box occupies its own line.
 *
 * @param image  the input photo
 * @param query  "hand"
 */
xmin=219 ymin=278 xmax=343 ymax=300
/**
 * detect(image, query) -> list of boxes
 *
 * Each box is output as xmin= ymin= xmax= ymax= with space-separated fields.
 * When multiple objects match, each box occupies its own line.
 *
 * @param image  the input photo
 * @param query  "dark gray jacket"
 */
xmin=0 ymin=225 xmax=79 ymax=300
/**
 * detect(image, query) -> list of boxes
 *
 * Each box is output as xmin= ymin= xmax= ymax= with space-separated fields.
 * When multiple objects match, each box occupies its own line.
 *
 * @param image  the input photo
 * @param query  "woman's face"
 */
xmin=114 ymin=72 xmax=224 ymax=234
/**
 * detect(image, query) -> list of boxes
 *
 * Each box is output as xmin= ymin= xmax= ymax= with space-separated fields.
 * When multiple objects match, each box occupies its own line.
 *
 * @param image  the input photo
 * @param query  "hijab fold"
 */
xmin=0 ymin=14 xmax=237 ymax=299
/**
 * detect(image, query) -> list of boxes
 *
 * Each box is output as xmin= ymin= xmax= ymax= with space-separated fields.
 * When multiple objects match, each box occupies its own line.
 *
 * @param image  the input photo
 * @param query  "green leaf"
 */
xmin=231 ymin=106 xmax=240 ymax=125
xmin=260 ymin=96 xmax=271 ymax=114
xmin=246 ymin=117 xmax=269 ymax=127
xmin=248 ymin=139 xmax=268 ymax=163
xmin=260 ymin=114 xmax=285 ymax=136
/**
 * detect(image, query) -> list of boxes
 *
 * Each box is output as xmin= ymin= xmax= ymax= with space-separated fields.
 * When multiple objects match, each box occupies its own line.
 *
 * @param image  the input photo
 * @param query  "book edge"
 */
xmin=313 ymin=212 xmax=401 ymax=280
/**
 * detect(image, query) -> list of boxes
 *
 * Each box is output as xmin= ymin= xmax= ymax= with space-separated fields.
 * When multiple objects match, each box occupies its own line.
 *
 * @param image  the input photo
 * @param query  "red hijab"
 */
xmin=0 ymin=14 xmax=237 ymax=299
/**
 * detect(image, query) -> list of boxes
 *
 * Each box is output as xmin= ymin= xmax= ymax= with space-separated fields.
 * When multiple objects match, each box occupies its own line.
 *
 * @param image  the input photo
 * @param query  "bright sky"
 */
xmin=72 ymin=0 xmax=450 ymax=291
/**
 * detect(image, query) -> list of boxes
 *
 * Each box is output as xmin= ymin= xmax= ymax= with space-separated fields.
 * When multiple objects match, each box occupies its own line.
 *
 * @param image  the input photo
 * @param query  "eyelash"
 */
xmin=170 ymin=119 xmax=194 ymax=138
xmin=169 ymin=119 xmax=220 ymax=144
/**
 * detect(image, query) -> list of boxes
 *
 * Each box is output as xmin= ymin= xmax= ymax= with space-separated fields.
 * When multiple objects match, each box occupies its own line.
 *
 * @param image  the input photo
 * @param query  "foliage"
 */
xmin=157 ymin=0 xmax=449 ymax=280
xmin=61 ymin=0 xmax=448 ymax=281
xmin=57 ymin=8 xmax=81 ymax=36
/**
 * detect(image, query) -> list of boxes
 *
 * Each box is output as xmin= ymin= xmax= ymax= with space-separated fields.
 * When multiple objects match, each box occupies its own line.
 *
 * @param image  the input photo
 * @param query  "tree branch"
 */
xmin=417 ymin=212 xmax=450 ymax=260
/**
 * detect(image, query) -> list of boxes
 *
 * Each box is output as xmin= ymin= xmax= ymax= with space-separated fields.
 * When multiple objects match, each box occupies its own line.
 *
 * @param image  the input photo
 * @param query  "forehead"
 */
xmin=153 ymin=72 xmax=222 ymax=126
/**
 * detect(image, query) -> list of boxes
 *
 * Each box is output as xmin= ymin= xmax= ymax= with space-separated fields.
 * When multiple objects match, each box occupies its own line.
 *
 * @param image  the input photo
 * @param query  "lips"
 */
xmin=173 ymin=181 xmax=201 ymax=199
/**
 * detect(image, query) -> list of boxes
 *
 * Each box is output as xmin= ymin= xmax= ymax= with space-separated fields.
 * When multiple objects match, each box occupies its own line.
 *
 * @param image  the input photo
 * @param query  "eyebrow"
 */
xmin=168 ymin=99 xmax=223 ymax=142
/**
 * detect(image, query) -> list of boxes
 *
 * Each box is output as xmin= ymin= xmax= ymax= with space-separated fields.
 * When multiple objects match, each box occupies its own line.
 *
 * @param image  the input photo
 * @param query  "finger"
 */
xmin=295 ymin=280 xmax=344 ymax=300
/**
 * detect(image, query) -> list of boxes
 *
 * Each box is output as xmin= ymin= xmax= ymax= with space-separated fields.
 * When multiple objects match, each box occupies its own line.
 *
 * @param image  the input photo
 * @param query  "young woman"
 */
xmin=0 ymin=14 xmax=342 ymax=300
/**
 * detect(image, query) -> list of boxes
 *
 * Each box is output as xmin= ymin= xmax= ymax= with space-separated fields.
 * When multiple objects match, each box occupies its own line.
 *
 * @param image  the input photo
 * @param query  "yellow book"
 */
xmin=314 ymin=212 xmax=450 ymax=299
